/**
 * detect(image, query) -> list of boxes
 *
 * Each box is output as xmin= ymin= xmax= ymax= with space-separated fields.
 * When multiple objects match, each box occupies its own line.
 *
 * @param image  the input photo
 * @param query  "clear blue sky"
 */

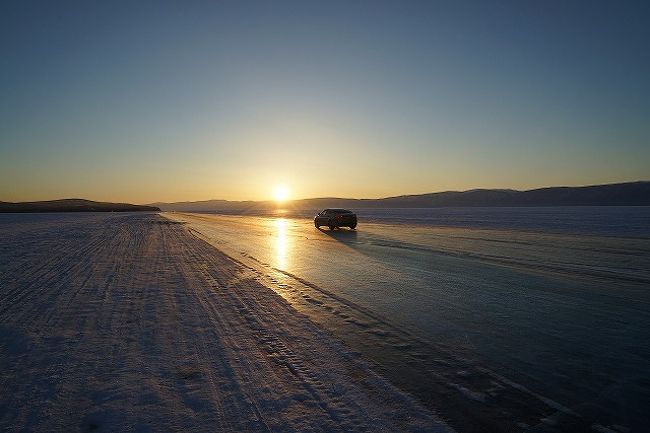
xmin=1 ymin=1 xmax=649 ymax=202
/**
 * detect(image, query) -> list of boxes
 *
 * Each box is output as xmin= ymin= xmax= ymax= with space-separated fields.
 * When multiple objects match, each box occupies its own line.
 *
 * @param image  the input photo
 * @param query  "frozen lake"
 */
xmin=196 ymin=206 xmax=650 ymax=238
xmin=1 ymin=209 xmax=648 ymax=432
xmin=167 ymin=207 xmax=650 ymax=432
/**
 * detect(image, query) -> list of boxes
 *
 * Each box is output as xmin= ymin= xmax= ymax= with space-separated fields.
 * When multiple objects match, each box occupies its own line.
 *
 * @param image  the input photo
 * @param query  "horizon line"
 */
xmin=147 ymin=179 xmax=648 ymax=205
xmin=2 ymin=179 xmax=647 ymax=205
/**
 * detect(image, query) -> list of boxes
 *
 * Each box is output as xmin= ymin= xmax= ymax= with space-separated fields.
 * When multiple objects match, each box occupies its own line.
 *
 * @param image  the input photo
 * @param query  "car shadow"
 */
xmin=317 ymin=227 xmax=359 ymax=245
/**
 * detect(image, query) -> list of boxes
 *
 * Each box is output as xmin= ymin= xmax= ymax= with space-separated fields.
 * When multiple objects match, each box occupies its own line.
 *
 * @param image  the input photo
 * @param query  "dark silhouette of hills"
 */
xmin=0 ymin=199 xmax=160 ymax=213
xmin=151 ymin=181 xmax=650 ymax=212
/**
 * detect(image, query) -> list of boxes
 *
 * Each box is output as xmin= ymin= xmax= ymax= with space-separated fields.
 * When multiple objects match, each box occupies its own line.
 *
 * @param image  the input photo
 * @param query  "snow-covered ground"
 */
xmin=0 ymin=213 xmax=451 ymax=433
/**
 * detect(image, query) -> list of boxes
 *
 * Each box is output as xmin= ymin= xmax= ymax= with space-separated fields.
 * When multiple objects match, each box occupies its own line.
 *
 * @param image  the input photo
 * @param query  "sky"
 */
xmin=1 ymin=1 xmax=649 ymax=203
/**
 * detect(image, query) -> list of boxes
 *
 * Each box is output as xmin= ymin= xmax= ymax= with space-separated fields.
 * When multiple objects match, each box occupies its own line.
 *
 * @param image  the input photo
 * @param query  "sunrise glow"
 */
xmin=272 ymin=184 xmax=290 ymax=203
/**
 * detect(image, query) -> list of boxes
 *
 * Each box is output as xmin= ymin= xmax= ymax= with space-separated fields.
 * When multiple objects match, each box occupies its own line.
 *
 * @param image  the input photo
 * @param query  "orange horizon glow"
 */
xmin=2 ymin=176 xmax=648 ymax=205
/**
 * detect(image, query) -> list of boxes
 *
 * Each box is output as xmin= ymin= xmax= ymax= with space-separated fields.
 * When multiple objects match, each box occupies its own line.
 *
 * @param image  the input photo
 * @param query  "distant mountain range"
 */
xmin=0 ymin=199 xmax=160 ymax=213
xmin=2 ymin=182 xmax=647 ymax=213
xmin=151 ymin=181 xmax=650 ymax=212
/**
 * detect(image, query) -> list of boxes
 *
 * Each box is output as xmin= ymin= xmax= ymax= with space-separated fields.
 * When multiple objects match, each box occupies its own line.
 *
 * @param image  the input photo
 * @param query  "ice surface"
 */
xmin=165 ymin=211 xmax=650 ymax=432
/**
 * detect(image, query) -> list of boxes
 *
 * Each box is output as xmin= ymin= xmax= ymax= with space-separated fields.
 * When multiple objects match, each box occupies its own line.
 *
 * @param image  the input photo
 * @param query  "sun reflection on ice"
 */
xmin=273 ymin=218 xmax=290 ymax=269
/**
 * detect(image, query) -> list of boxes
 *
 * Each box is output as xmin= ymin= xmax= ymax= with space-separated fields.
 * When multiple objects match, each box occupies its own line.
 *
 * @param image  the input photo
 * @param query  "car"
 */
xmin=314 ymin=208 xmax=357 ymax=230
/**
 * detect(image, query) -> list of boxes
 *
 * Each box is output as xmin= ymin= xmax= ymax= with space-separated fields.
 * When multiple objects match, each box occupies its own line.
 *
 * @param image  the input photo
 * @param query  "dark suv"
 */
xmin=314 ymin=209 xmax=357 ymax=230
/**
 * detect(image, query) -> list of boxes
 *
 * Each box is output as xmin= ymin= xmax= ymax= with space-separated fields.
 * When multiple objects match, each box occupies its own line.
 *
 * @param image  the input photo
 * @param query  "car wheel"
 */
xmin=328 ymin=221 xmax=336 ymax=230
xmin=349 ymin=222 xmax=357 ymax=229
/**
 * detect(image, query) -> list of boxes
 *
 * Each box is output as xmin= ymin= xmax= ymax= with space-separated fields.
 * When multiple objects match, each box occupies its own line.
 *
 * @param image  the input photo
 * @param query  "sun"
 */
xmin=272 ymin=184 xmax=290 ymax=202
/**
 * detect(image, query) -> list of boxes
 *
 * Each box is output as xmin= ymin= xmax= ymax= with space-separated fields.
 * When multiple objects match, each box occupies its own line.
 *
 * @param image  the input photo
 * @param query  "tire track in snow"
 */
xmin=194 ymin=260 xmax=366 ymax=432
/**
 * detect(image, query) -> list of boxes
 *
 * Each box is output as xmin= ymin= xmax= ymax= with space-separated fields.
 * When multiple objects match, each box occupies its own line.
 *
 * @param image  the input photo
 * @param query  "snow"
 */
xmin=0 ymin=213 xmax=451 ymax=432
